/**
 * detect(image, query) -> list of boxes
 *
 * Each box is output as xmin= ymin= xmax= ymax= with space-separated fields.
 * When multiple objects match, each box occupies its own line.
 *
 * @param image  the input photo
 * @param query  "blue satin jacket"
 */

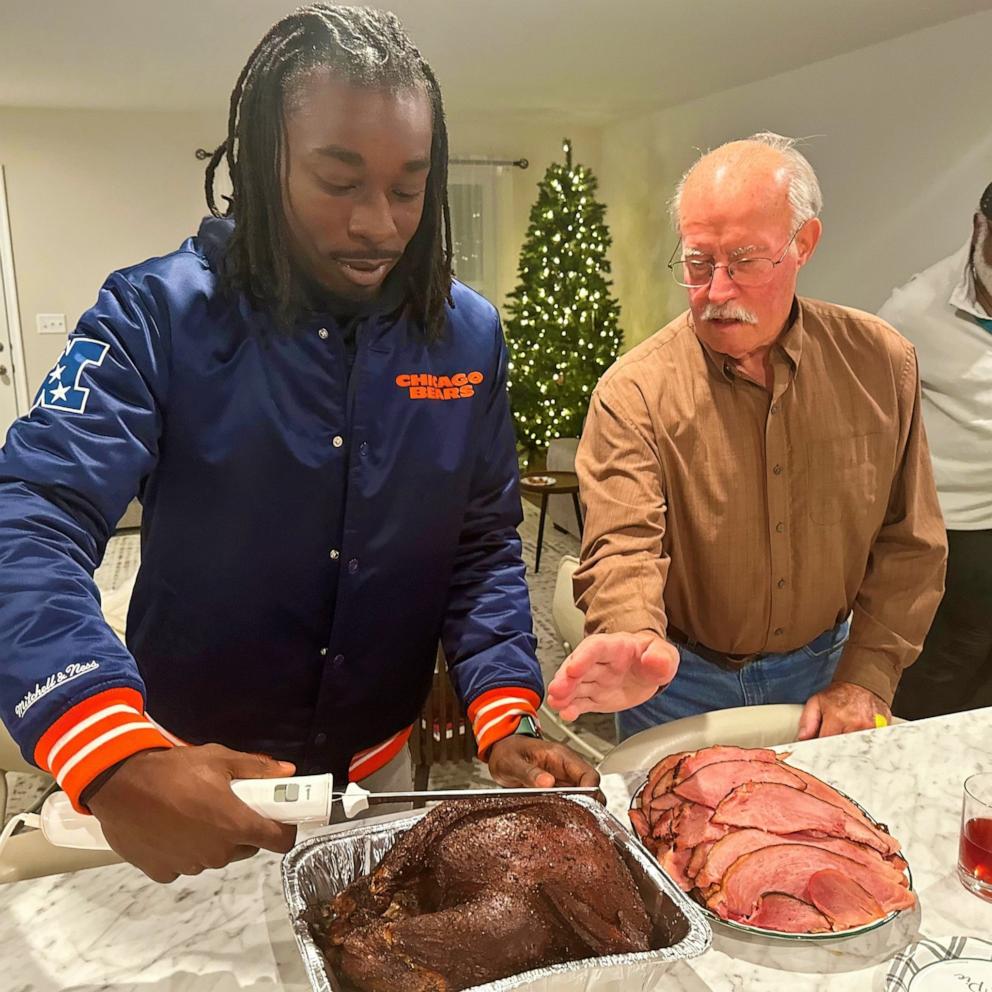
xmin=0 ymin=219 xmax=541 ymax=785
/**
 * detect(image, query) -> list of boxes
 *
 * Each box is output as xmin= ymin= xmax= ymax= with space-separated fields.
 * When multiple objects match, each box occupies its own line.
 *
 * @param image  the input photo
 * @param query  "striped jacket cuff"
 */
xmin=467 ymin=687 xmax=542 ymax=760
xmin=34 ymin=686 xmax=175 ymax=813
xmin=348 ymin=725 xmax=413 ymax=782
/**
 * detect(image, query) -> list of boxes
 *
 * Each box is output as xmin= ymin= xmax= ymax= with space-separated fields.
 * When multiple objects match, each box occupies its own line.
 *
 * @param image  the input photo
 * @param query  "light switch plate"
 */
xmin=37 ymin=313 xmax=66 ymax=335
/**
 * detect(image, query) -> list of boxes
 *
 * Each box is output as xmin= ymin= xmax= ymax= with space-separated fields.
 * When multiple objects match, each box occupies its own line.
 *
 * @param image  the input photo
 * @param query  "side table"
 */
xmin=519 ymin=471 xmax=583 ymax=573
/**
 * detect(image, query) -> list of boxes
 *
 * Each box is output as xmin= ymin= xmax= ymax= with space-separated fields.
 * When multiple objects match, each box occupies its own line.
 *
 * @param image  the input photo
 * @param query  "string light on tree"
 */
xmin=505 ymin=138 xmax=622 ymax=453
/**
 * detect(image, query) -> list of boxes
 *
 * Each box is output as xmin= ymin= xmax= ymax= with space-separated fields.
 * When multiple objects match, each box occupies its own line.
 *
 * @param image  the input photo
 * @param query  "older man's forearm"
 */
xmin=573 ymin=552 xmax=670 ymax=637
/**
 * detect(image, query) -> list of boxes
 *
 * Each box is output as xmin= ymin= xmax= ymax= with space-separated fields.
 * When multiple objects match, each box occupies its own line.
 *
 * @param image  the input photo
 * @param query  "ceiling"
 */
xmin=2 ymin=0 xmax=991 ymax=124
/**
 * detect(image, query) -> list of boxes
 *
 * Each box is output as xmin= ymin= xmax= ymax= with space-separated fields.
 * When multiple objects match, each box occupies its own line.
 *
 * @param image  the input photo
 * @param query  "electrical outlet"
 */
xmin=37 ymin=313 xmax=67 ymax=335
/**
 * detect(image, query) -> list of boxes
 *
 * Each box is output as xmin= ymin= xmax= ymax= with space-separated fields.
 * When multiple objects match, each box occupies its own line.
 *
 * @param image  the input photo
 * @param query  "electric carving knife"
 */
xmin=30 ymin=776 xmax=601 ymax=850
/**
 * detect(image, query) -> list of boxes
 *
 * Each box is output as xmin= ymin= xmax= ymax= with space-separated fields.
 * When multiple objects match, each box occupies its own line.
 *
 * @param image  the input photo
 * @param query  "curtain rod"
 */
xmin=194 ymin=149 xmax=528 ymax=169
xmin=450 ymin=157 xmax=528 ymax=169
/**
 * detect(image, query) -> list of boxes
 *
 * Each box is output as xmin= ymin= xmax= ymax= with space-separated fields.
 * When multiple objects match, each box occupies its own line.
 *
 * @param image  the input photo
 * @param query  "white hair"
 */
xmin=669 ymin=131 xmax=823 ymax=232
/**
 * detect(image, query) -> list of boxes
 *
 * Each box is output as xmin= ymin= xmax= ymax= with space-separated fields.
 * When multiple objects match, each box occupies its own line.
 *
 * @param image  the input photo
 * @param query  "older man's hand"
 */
xmin=797 ymin=681 xmax=892 ymax=739
xmin=546 ymin=632 xmax=680 ymax=721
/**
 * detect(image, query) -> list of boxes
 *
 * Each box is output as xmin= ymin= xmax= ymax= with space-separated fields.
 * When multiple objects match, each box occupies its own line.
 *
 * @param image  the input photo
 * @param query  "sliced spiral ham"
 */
xmin=674 ymin=759 xmax=806 ymax=808
xmin=628 ymin=744 xmax=913 ymax=933
xmin=746 ymin=893 xmax=831 ymax=933
xmin=712 ymin=782 xmax=900 ymax=857
xmin=709 ymin=843 xmax=914 ymax=920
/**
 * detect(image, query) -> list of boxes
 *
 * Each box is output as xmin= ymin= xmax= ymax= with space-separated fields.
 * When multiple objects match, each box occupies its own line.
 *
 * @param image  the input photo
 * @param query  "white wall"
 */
xmin=599 ymin=11 xmax=992 ymax=349
xmin=0 ymin=107 xmax=226 ymax=391
xmin=0 ymin=103 xmax=597 ymax=393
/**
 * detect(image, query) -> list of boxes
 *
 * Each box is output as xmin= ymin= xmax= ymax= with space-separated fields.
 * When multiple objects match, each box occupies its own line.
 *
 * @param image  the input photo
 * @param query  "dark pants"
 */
xmin=893 ymin=529 xmax=992 ymax=720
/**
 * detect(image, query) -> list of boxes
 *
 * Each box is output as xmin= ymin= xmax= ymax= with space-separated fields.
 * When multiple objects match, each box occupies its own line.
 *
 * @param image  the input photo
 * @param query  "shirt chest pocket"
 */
xmin=805 ymin=432 xmax=892 ymax=525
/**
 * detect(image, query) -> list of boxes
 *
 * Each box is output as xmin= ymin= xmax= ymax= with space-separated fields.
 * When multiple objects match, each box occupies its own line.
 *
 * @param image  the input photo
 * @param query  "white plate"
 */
xmin=885 ymin=936 xmax=992 ymax=990
xmin=524 ymin=475 xmax=557 ymax=486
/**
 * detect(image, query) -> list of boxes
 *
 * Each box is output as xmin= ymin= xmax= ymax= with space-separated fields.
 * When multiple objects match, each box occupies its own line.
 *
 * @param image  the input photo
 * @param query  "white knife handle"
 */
xmin=230 ymin=774 xmax=334 ymax=823
xmin=40 ymin=792 xmax=110 ymax=849
xmin=39 ymin=773 xmax=336 ymax=850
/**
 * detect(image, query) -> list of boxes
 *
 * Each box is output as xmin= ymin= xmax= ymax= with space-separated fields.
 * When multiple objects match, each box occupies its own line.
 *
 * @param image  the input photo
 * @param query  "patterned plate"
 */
xmin=629 ymin=777 xmax=914 ymax=941
xmin=885 ymin=936 xmax=992 ymax=990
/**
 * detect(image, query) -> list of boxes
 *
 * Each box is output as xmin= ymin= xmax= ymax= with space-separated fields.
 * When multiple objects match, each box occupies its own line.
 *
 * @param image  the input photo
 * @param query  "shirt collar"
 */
xmin=948 ymin=240 xmax=992 ymax=321
xmin=693 ymin=298 xmax=803 ymax=383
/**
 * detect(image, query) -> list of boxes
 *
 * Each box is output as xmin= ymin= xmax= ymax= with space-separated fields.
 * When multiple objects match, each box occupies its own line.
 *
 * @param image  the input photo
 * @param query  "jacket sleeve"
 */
xmin=441 ymin=316 xmax=543 ymax=758
xmin=572 ymin=381 xmax=671 ymax=638
xmin=832 ymin=345 xmax=948 ymax=703
xmin=0 ymin=271 xmax=176 ymax=809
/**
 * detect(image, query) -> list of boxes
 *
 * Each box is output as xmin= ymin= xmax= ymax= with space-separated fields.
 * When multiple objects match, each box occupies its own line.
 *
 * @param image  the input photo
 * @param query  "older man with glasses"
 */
xmin=546 ymin=132 xmax=947 ymax=742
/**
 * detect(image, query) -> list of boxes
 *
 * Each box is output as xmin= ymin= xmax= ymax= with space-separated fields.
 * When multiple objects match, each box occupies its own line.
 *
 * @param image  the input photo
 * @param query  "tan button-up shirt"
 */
xmin=574 ymin=297 xmax=947 ymax=704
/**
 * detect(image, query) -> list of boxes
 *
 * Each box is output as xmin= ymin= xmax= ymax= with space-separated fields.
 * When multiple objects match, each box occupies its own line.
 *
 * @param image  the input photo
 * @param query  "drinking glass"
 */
xmin=958 ymin=772 xmax=992 ymax=901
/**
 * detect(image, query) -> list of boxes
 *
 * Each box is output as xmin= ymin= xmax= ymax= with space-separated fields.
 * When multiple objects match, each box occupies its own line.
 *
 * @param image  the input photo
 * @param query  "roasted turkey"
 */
xmin=309 ymin=795 xmax=653 ymax=992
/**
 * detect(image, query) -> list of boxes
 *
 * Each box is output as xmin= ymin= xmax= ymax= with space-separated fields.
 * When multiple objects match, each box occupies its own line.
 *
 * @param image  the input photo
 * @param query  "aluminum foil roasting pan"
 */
xmin=282 ymin=795 xmax=711 ymax=992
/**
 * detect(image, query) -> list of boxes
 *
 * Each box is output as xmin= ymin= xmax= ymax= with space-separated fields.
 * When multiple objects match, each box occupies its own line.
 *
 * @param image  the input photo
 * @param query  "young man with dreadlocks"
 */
xmin=0 ymin=5 xmax=596 ymax=883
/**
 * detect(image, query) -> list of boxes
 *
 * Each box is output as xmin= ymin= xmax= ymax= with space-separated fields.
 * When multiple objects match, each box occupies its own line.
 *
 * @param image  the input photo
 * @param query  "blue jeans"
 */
xmin=616 ymin=619 xmax=851 ymax=742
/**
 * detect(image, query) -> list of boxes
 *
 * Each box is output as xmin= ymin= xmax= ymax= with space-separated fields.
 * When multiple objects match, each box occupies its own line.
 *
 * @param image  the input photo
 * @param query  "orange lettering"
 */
xmin=402 ymin=374 xmax=480 ymax=401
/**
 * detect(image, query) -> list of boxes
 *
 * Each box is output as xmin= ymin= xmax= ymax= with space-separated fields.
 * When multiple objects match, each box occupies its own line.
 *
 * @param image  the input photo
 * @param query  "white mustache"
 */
xmin=701 ymin=304 xmax=759 ymax=324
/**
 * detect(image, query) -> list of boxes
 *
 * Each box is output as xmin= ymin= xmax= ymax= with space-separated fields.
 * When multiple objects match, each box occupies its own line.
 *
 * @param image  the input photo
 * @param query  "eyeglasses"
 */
xmin=668 ymin=224 xmax=805 ymax=288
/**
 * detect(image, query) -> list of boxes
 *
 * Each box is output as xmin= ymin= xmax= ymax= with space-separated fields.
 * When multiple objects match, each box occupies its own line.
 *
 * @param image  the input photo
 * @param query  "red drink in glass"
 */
xmin=960 ymin=818 xmax=992 ymax=877
xmin=958 ymin=774 xmax=992 ymax=902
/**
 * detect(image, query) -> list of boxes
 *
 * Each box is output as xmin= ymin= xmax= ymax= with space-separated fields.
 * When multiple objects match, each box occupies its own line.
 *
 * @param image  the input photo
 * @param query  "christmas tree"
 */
xmin=505 ymin=139 xmax=622 ymax=455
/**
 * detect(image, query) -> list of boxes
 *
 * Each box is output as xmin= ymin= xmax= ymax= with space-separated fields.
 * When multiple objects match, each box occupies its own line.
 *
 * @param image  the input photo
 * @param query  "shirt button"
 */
xmin=770 ymin=403 xmax=779 ymax=414
xmin=333 ymin=653 xmax=345 ymax=666
xmin=778 ymin=579 xmax=786 ymax=589
xmin=359 ymin=441 xmax=369 ymax=457
xmin=313 ymin=732 xmax=328 ymax=746
xmin=317 ymin=327 xmax=329 ymax=340
xmin=329 ymin=549 xmax=340 ymax=560
xmin=776 ymin=522 xmax=785 ymax=533
xmin=772 ymin=464 xmax=783 ymax=475
xmin=348 ymin=558 xmax=359 ymax=574
xmin=774 ymin=627 xmax=784 ymax=636
xmin=320 ymin=647 xmax=328 ymax=656
xmin=332 ymin=435 xmax=344 ymax=448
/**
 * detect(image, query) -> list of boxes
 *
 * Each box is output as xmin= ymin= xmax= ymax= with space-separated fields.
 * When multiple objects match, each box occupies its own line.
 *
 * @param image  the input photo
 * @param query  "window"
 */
xmin=447 ymin=164 xmax=501 ymax=306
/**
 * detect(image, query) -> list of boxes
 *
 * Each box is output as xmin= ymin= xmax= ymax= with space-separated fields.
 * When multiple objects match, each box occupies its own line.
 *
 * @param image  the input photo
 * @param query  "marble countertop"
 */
xmin=4 ymin=707 xmax=991 ymax=992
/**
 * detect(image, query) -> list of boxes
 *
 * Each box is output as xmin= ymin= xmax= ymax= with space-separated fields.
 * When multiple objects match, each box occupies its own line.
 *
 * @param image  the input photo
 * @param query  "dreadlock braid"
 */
xmin=205 ymin=4 xmax=453 ymax=339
